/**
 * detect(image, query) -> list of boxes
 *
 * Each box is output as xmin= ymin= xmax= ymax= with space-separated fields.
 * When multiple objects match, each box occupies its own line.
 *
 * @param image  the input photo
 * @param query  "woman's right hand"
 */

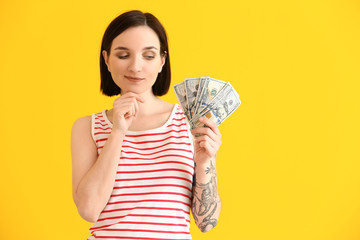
xmin=112 ymin=92 xmax=145 ymax=133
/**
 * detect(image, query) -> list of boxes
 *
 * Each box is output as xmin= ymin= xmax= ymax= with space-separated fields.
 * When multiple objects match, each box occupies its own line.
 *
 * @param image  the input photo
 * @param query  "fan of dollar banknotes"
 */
xmin=173 ymin=76 xmax=241 ymax=129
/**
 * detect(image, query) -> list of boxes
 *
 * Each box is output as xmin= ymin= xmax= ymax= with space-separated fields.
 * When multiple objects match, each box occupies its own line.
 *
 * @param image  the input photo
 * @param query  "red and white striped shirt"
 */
xmin=88 ymin=104 xmax=195 ymax=240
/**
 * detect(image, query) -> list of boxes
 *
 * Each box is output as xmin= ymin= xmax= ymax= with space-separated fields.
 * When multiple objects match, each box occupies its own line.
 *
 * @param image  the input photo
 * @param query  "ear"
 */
xmin=159 ymin=51 xmax=166 ymax=73
xmin=102 ymin=50 xmax=110 ymax=72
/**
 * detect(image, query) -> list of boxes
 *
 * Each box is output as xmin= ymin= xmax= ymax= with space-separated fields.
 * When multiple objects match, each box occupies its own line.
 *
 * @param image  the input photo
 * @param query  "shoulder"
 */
xmin=156 ymin=99 xmax=175 ymax=116
xmin=71 ymin=115 xmax=97 ymax=153
xmin=71 ymin=115 xmax=93 ymax=139
xmin=72 ymin=115 xmax=91 ymax=131
xmin=161 ymin=100 xmax=175 ymax=112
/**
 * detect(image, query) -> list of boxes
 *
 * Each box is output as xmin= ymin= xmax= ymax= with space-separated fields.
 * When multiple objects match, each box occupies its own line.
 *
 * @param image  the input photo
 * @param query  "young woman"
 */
xmin=71 ymin=10 xmax=222 ymax=239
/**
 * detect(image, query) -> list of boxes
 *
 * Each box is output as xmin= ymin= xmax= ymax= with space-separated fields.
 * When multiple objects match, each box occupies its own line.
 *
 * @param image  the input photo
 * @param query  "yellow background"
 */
xmin=1 ymin=0 xmax=359 ymax=239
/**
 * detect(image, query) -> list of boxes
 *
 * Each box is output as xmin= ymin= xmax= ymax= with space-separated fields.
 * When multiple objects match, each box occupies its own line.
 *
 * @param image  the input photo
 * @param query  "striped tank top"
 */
xmin=88 ymin=104 xmax=195 ymax=240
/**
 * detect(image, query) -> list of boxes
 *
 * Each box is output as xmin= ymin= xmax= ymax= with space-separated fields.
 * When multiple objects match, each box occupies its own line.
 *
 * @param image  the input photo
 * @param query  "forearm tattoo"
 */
xmin=192 ymin=160 xmax=220 ymax=232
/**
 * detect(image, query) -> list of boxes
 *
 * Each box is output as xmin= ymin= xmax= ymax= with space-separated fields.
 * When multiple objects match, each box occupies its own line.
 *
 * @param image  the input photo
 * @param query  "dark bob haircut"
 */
xmin=100 ymin=10 xmax=171 ymax=96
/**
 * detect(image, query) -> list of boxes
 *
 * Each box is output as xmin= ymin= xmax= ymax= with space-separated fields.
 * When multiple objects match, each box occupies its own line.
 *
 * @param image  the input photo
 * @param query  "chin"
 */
xmin=121 ymin=88 xmax=150 ymax=95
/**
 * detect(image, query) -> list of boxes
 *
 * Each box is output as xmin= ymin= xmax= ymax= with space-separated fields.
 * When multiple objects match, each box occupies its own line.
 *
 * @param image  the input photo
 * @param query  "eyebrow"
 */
xmin=114 ymin=46 xmax=158 ymax=51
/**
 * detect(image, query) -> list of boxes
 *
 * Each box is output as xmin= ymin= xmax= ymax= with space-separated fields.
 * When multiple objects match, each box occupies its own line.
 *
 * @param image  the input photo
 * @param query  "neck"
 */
xmin=122 ymin=90 xmax=161 ymax=116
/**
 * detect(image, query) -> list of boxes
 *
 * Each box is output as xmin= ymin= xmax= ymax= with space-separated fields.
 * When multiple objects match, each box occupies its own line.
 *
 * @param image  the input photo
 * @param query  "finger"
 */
xmin=117 ymin=101 xmax=135 ymax=118
xmin=123 ymin=104 xmax=133 ymax=118
xmin=198 ymin=140 xmax=216 ymax=156
xmin=128 ymin=103 xmax=137 ymax=118
xmin=132 ymin=101 xmax=136 ymax=116
xmin=191 ymin=126 xmax=218 ymax=142
xmin=122 ymin=92 xmax=145 ymax=103
xmin=127 ymin=103 xmax=134 ymax=118
xmin=134 ymin=98 xmax=139 ymax=117
xmin=119 ymin=98 xmax=142 ymax=118
xmin=136 ymin=95 xmax=145 ymax=103
xmin=195 ymin=135 xmax=216 ymax=149
xmin=199 ymin=117 xmax=221 ymax=136
xmin=197 ymin=133 xmax=221 ymax=152
xmin=192 ymin=123 xmax=222 ymax=146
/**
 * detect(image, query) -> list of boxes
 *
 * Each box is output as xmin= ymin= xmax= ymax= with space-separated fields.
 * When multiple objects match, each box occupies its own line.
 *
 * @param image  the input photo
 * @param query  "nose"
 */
xmin=128 ymin=55 xmax=142 ymax=72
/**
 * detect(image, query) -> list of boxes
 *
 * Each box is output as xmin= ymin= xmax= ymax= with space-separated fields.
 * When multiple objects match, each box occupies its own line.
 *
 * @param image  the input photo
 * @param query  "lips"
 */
xmin=125 ymin=75 xmax=145 ymax=81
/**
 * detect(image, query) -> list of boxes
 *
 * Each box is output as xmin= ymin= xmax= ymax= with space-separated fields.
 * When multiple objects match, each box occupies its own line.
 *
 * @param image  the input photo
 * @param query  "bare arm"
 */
xmin=192 ymin=157 xmax=221 ymax=232
xmin=71 ymin=93 xmax=144 ymax=222
xmin=71 ymin=116 xmax=125 ymax=222
xmin=190 ymin=117 xmax=222 ymax=232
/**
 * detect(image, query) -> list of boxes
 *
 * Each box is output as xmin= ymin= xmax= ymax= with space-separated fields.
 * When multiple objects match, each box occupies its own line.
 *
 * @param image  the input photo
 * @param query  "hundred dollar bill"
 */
xmin=184 ymin=77 xmax=201 ymax=119
xmin=197 ymin=82 xmax=233 ymax=116
xmin=173 ymin=82 xmax=189 ymax=118
xmin=194 ymin=77 xmax=226 ymax=116
xmin=191 ymin=76 xmax=207 ymax=117
xmin=190 ymin=83 xmax=241 ymax=129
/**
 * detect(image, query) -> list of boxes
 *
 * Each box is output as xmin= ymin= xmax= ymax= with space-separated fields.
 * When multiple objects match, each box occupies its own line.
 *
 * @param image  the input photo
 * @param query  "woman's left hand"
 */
xmin=191 ymin=117 xmax=222 ymax=165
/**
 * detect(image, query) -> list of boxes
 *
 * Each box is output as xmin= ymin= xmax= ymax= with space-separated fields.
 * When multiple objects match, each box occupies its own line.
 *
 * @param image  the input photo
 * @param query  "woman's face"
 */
xmin=103 ymin=26 xmax=165 ymax=95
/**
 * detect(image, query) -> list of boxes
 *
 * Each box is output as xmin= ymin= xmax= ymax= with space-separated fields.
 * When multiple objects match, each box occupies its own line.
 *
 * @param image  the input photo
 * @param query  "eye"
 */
xmin=116 ymin=51 xmax=130 ymax=59
xmin=143 ymin=51 xmax=156 ymax=60
xmin=117 ymin=54 xmax=129 ymax=59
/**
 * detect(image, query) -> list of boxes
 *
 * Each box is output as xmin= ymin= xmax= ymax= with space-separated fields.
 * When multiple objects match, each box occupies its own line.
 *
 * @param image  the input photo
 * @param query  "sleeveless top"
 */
xmin=88 ymin=104 xmax=195 ymax=240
